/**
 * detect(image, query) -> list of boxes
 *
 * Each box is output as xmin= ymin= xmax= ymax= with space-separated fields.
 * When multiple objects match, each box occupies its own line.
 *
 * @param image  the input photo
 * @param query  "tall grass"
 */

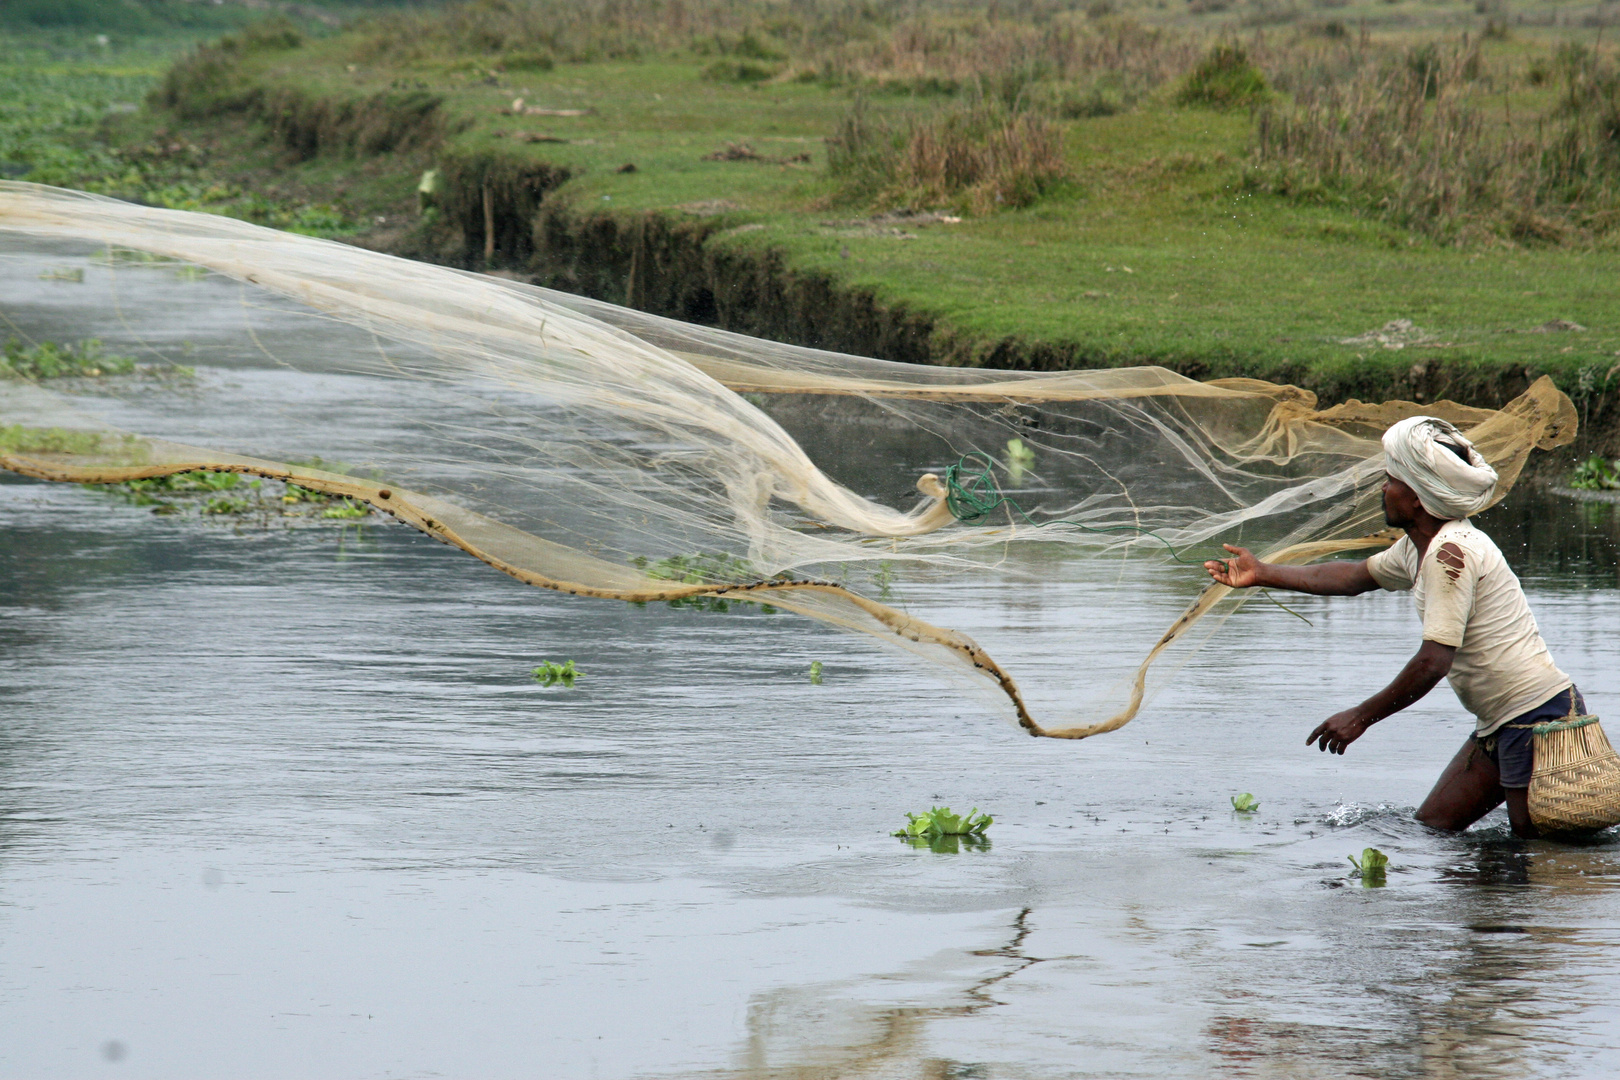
xmin=811 ymin=15 xmax=1197 ymax=113
xmin=1250 ymin=41 xmax=1620 ymax=243
xmin=348 ymin=0 xmax=1195 ymax=111
xmin=150 ymin=0 xmax=1620 ymax=238
xmin=826 ymin=97 xmax=1069 ymax=212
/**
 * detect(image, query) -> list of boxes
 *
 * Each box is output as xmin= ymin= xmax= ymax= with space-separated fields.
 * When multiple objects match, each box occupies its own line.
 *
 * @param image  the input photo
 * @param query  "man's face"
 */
xmin=1382 ymin=474 xmax=1422 ymax=528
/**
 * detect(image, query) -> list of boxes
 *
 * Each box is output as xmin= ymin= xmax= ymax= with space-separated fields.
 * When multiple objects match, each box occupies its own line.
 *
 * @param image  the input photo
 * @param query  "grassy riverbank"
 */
xmin=7 ymin=0 xmax=1620 ymax=454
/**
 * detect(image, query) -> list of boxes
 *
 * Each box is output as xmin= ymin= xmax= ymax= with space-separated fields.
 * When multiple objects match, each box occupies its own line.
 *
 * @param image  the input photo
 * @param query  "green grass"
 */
xmin=0 ymin=10 xmax=434 ymax=236
xmin=11 ymin=1 xmax=1620 ymax=435
xmin=1 ymin=337 xmax=135 ymax=379
xmin=177 ymin=23 xmax=1620 ymax=401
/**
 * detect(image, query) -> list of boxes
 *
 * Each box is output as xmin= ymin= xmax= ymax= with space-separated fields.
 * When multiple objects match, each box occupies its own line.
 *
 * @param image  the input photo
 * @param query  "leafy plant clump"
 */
xmin=96 ymin=469 xmax=243 ymax=507
xmin=280 ymin=482 xmax=351 ymax=508
xmin=894 ymin=806 xmax=993 ymax=839
xmin=631 ymin=552 xmax=786 ymax=614
xmin=1231 ymin=792 xmax=1260 ymax=812
xmin=83 ymin=470 xmax=374 ymax=524
xmin=532 ymin=659 xmax=580 ymax=687
xmin=1 ymin=338 xmax=135 ymax=380
xmin=809 ymin=660 xmax=824 ymax=684
xmin=1570 ymin=456 xmax=1620 ymax=491
xmin=1348 ymin=847 xmax=1389 ymax=884
xmin=1174 ymin=45 xmax=1269 ymax=110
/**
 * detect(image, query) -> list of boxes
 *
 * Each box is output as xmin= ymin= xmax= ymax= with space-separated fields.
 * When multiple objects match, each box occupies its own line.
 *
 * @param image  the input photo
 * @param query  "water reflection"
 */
xmin=1476 ymin=487 xmax=1620 ymax=588
xmin=898 ymin=835 xmax=993 ymax=855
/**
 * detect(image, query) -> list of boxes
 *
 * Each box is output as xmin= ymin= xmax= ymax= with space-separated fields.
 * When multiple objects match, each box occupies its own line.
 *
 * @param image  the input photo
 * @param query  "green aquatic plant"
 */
xmin=281 ymin=482 xmax=334 ymax=505
xmin=1005 ymin=437 xmax=1035 ymax=485
xmin=92 ymin=470 xmax=239 ymax=507
xmin=97 ymin=248 xmax=178 ymax=267
xmin=0 ymin=425 xmax=138 ymax=457
xmin=1 ymin=338 xmax=136 ymax=380
xmin=321 ymin=498 xmax=371 ymax=519
xmin=80 ymin=471 xmax=374 ymax=523
xmin=872 ymin=560 xmax=896 ymax=600
xmin=202 ymin=494 xmax=252 ymax=515
xmin=1570 ymin=455 xmax=1620 ymax=491
xmin=631 ymin=552 xmax=785 ymax=614
xmin=894 ymin=806 xmax=993 ymax=840
xmin=1348 ymin=847 xmax=1389 ymax=884
xmin=532 ymin=659 xmax=580 ymax=688
xmin=1231 ymin=793 xmax=1260 ymax=812
xmin=809 ymin=660 xmax=824 ymax=684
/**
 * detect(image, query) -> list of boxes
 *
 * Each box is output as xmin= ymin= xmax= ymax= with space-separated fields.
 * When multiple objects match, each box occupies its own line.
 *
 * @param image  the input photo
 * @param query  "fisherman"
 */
xmin=1203 ymin=416 xmax=1581 ymax=838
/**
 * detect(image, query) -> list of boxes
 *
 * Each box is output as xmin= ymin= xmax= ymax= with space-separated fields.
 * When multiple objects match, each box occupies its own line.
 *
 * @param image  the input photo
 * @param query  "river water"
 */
xmin=3 ymin=245 xmax=1620 ymax=1079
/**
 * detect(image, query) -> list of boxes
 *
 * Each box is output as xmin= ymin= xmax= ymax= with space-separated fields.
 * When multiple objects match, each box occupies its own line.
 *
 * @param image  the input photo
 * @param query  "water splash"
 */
xmin=1323 ymin=802 xmax=1412 ymax=829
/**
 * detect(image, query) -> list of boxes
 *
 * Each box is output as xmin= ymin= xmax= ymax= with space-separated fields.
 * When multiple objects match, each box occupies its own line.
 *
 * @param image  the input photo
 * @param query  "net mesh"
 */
xmin=0 ymin=183 xmax=1577 ymax=738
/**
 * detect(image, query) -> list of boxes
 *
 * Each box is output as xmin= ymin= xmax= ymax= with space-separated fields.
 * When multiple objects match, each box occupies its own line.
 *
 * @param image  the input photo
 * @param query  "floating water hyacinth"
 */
xmin=1231 ymin=793 xmax=1260 ymax=812
xmin=1348 ymin=847 xmax=1389 ymax=885
xmin=894 ymin=806 xmax=992 ymax=839
xmin=809 ymin=660 xmax=823 ymax=685
xmin=532 ymin=660 xmax=580 ymax=688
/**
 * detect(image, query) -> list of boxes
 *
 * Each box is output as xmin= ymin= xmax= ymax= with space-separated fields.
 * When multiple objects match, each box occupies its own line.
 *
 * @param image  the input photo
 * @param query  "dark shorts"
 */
xmin=1475 ymin=686 xmax=1585 ymax=789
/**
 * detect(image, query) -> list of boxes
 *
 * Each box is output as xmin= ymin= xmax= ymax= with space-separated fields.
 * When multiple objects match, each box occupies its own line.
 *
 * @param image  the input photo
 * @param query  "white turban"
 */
xmin=1382 ymin=415 xmax=1499 ymax=520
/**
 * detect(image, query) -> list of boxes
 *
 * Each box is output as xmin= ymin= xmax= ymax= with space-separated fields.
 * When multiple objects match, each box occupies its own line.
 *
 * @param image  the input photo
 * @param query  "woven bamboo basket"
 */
xmin=1527 ymin=713 xmax=1620 ymax=834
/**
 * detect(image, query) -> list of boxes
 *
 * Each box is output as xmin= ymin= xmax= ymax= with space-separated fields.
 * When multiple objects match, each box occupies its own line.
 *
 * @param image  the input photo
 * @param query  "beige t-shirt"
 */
xmin=1366 ymin=518 xmax=1569 ymax=735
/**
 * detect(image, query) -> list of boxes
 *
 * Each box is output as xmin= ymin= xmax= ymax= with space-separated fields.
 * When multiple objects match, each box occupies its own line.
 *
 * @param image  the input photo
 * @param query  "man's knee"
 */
xmin=1416 ymin=805 xmax=1467 ymax=832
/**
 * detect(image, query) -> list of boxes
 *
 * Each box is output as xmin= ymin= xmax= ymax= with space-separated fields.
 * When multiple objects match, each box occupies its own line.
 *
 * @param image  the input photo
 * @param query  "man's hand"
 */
xmin=1307 ymin=641 xmax=1453 ymax=757
xmin=1307 ymin=709 xmax=1373 ymax=755
xmin=1204 ymin=544 xmax=1262 ymax=589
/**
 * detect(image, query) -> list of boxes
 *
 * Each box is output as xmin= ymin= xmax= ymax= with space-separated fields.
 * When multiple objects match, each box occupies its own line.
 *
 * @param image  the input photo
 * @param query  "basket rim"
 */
xmin=1533 ymin=714 xmax=1601 ymax=736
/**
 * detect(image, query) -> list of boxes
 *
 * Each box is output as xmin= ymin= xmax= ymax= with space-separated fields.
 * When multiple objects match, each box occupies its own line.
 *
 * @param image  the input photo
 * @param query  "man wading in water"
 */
xmin=1203 ymin=416 xmax=1581 ymax=839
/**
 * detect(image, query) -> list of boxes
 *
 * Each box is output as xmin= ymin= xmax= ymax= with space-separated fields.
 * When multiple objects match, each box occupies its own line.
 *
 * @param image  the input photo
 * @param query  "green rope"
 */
xmin=1533 ymin=715 xmax=1599 ymax=736
xmin=941 ymin=452 xmax=1314 ymax=626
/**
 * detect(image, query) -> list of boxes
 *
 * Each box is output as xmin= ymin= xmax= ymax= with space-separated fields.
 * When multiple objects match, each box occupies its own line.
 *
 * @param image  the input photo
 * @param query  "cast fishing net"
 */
xmin=0 ymin=183 xmax=1577 ymax=738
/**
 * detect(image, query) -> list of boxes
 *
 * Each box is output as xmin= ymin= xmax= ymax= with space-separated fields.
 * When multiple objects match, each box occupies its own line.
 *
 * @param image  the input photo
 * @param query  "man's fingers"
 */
xmin=1223 ymin=543 xmax=1243 ymax=555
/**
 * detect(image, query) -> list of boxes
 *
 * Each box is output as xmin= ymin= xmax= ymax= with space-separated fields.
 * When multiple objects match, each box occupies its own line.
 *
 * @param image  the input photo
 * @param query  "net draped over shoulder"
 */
xmin=0 ymin=183 xmax=1578 ymax=739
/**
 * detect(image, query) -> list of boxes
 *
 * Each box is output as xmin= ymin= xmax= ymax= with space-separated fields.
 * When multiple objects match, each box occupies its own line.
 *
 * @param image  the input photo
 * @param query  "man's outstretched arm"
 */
xmin=1306 ymin=639 xmax=1457 ymax=754
xmin=1203 ymin=544 xmax=1379 ymax=596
